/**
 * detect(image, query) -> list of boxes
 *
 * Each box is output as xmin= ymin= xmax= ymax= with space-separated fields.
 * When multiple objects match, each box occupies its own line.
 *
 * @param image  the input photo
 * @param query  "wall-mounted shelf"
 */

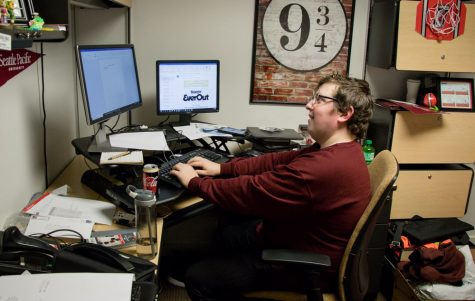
xmin=0 ymin=0 xmax=69 ymax=49
xmin=71 ymin=0 xmax=131 ymax=9
xmin=0 ymin=0 xmax=131 ymax=50
xmin=0 ymin=26 xmax=68 ymax=49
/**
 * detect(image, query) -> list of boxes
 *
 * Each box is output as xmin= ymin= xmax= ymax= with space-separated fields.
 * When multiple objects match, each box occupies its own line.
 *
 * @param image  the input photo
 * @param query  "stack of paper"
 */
xmin=174 ymin=122 xmax=232 ymax=140
xmin=0 ymin=273 xmax=134 ymax=301
xmin=109 ymin=131 xmax=170 ymax=151
xmin=22 ymin=187 xmax=116 ymax=238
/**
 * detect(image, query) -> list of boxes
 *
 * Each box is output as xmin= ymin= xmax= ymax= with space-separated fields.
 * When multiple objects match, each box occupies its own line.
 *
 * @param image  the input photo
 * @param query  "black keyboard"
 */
xmin=159 ymin=148 xmax=226 ymax=188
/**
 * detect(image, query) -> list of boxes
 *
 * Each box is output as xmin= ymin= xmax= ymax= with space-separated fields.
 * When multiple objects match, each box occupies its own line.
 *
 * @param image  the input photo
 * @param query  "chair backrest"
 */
xmin=337 ymin=150 xmax=399 ymax=301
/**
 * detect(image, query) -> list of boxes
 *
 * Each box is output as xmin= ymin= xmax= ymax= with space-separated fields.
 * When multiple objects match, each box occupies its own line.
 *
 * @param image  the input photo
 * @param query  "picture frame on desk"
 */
xmin=436 ymin=77 xmax=475 ymax=112
xmin=12 ymin=0 xmax=35 ymax=24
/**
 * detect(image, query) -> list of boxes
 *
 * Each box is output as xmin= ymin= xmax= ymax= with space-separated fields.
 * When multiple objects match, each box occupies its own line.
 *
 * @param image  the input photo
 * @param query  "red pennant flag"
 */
xmin=0 ymin=49 xmax=42 ymax=87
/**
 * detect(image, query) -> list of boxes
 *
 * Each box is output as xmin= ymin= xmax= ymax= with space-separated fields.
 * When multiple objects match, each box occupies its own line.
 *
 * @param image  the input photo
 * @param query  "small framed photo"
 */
xmin=436 ymin=78 xmax=475 ymax=112
xmin=11 ymin=0 xmax=35 ymax=24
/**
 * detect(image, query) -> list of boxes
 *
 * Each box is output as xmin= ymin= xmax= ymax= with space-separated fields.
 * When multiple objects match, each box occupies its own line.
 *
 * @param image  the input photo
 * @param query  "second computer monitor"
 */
xmin=76 ymin=44 xmax=142 ymax=152
xmin=156 ymin=60 xmax=220 ymax=126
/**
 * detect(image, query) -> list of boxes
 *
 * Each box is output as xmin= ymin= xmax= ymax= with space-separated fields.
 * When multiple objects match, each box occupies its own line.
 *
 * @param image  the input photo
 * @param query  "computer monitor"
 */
xmin=156 ymin=60 xmax=220 ymax=126
xmin=76 ymin=44 xmax=143 ymax=152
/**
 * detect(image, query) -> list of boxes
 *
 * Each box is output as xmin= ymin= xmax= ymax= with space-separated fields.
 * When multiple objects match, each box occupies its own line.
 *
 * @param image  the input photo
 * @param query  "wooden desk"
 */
xmin=47 ymin=155 xmax=204 ymax=263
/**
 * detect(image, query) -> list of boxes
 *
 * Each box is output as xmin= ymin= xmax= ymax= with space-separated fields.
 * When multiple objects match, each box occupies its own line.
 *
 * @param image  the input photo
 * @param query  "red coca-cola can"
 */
xmin=142 ymin=164 xmax=159 ymax=196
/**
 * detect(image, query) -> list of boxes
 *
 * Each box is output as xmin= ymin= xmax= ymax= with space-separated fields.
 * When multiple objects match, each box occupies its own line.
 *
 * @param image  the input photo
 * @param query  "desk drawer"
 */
xmin=390 ymin=165 xmax=473 ymax=219
xmin=391 ymin=112 xmax=475 ymax=164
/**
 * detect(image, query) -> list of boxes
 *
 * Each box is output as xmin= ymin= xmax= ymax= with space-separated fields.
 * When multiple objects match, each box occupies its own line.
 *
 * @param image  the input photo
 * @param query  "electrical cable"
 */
xmin=30 ymin=229 xmax=85 ymax=249
xmin=110 ymin=114 xmax=120 ymax=131
xmin=158 ymin=116 xmax=170 ymax=126
xmin=126 ymin=6 xmax=132 ymax=126
xmin=104 ymin=124 xmax=114 ymax=133
xmin=40 ymin=42 xmax=48 ymax=188
xmin=91 ymin=121 xmax=104 ymax=138
xmin=104 ymin=116 xmax=120 ymax=133
xmin=43 ymin=229 xmax=85 ymax=243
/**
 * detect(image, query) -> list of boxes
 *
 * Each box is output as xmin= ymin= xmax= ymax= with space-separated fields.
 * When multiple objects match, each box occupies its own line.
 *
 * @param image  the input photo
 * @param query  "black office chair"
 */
xmin=245 ymin=150 xmax=399 ymax=301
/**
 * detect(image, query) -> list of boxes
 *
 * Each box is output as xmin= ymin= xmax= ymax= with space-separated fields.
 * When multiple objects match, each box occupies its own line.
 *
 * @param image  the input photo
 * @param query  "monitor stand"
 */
xmin=171 ymin=113 xmax=192 ymax=126
xmin=87 ymin=123 xmax=127 ymax=153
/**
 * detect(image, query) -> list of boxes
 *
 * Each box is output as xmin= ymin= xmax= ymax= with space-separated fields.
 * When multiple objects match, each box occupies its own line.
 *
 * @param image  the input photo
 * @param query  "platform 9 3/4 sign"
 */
xmin=262 ymin=0 xmax=347 ymax=71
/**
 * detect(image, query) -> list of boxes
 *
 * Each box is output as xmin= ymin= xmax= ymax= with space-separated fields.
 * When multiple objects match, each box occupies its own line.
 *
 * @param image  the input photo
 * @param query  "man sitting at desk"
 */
xmin=170 ymin=74 xmax=375 ymax=300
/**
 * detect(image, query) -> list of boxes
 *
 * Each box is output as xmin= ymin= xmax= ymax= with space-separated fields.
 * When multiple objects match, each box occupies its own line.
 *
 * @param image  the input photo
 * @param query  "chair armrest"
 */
xmin=262 ymin=249 xmax=331 ymax=269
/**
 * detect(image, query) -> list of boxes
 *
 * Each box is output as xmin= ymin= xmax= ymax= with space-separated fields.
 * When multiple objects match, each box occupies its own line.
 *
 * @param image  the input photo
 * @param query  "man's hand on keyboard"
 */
xmin=170 ymin=163 xmax=199 ymax=188
xmin=188 ymin=157 xmax=221 ymax=177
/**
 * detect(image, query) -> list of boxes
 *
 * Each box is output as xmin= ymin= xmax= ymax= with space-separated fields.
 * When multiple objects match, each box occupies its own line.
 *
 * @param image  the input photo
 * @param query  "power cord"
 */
xmin=104 ymin=115 xmax=121 ymax=133
xmin=30 ymin=229 xmax=86 ymax=249
xmin=158 ymin=116 xmax=170 ymax=126
xmin=40 ymin=42 xmax=48 ymax=188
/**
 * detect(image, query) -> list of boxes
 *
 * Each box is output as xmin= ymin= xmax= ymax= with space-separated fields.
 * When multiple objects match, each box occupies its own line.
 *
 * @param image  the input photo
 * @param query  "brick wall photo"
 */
xmin=251 ymin=0 xmax=353 ymax=104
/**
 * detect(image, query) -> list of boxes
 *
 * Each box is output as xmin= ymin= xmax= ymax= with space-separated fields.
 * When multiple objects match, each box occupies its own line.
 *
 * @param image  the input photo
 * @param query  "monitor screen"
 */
xmin=156 ymin=60 xmax=219 ymax=125
xmin=76 ymin=44 xmax=143 ymax=125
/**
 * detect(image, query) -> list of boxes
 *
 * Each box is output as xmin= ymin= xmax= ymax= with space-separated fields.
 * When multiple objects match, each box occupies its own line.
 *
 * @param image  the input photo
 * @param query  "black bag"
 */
xmin=402 ymin=217 xmax=474 ymax=245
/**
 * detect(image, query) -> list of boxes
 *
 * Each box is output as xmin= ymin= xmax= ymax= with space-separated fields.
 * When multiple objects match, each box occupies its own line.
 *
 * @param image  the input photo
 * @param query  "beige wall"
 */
xmin=0 ymin=6 xmax=130 ymax=227
xmin=0 ymin=37 xmax=76 ymax=227
xmin=130 ymin=0 xmax=370 ymax=129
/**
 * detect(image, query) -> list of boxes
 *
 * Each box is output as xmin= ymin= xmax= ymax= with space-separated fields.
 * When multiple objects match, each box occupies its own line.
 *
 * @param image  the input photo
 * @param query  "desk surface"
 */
xmin=47 ymin=155 xmax=205 ymax=263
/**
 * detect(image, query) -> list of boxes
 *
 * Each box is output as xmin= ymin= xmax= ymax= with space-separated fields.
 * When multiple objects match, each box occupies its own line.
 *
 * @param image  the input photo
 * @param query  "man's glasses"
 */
xmin=308 ymin=92 xmax=339 ymax=106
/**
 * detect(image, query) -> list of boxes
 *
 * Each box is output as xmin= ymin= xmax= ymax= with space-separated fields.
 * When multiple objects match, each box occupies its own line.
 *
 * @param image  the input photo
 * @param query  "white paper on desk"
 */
xmin=100 ymin=151 xmax=144 ymax=165
xmin=174 ymin=122 xmax=232 ymax=140
xmin=0 ymin=273 xmax=134 ymax=301
xmin=51 ymin=184 xmax=69 ymax=196
xmin=22 ymin=192 xmax=116 ymax=225
xmin=109 ymin=131 xmax=170 ymax=151
xmin=25 ymin=215 xmax=94 ymax=238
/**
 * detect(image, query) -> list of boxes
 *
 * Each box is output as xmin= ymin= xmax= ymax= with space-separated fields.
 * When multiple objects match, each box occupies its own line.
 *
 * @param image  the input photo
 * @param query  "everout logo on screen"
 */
xmin=183 ymin=90 xmax=209 ymax=101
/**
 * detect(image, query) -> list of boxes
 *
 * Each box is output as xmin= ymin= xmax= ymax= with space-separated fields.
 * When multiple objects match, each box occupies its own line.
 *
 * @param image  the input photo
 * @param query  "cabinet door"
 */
xmin=396 ymin=1 xmax=475 ymax=72
xmin=391 ymin=168 xmax=473 ymax=219
xmin=391 ymin=111 xmax=475 ymax=164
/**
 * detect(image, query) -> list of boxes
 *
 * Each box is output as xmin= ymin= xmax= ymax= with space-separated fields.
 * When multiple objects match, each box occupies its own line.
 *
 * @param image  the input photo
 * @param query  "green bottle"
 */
xmin=363 ymin=139 xmax=375 ymax=165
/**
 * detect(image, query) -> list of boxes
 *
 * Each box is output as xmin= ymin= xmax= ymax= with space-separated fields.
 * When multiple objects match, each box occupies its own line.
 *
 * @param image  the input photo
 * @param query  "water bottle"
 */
xmin=126 ymin=185 xmax=157 ymax=259
xmin=363 ymin=139 xmax=375 ymax=165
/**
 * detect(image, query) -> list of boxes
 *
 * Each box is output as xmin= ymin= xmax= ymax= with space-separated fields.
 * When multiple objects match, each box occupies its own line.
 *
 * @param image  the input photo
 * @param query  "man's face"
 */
xmin=305 ymin=82 xmax=341 ymax=144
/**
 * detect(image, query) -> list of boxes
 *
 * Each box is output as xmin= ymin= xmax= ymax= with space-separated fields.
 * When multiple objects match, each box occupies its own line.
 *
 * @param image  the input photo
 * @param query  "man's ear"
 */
xmin=338 ymin=106 xmax=354 ymax=122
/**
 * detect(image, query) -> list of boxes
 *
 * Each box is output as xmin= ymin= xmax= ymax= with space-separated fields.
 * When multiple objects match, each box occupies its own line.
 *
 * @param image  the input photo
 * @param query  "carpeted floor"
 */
xmin=158 ymin=282 xmax=190 ymax=301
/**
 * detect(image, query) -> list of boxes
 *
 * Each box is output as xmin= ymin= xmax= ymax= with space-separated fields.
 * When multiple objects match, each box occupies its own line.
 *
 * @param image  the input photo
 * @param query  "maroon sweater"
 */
xmin=188 ymin=141 xmax=371 ymax=273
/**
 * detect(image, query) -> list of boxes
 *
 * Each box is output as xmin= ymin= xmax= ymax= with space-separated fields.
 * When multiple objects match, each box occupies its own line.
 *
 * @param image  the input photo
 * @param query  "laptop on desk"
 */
xmin=246 ymin=127 xmax=303 ymax=141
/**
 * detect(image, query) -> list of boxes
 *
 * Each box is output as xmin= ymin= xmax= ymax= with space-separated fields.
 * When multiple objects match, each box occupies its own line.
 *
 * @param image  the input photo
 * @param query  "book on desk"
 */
xmin=246 ymin=127 xmax=303 ymax=152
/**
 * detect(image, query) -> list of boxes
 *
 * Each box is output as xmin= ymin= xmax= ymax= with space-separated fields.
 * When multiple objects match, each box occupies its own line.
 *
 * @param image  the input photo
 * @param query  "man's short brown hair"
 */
xmin=317 ymin=75 xmax=374 ymax=140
